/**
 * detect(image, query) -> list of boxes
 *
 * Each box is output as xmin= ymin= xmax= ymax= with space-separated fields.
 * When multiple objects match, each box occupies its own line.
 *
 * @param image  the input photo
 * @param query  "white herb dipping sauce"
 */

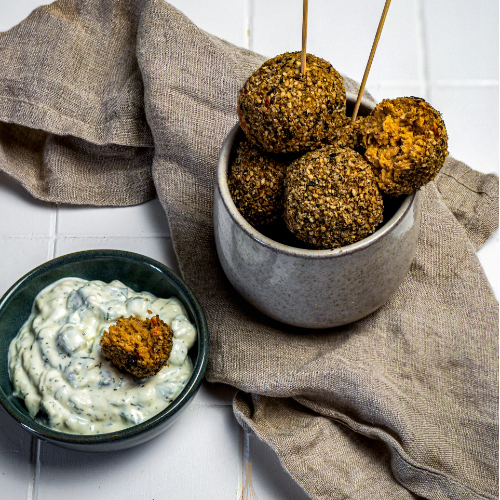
xmin=8 ymin=278 xmax=196 ymax=435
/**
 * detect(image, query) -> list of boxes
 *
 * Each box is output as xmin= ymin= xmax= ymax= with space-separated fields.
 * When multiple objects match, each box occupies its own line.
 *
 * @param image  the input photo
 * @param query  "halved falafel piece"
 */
xmin=100 ymin=315 xmax=173 ymax=378
xmin=238 ymin=51 xmax=346 ymax=153
xmin=362 ymin=97 xmax=448 ymax=196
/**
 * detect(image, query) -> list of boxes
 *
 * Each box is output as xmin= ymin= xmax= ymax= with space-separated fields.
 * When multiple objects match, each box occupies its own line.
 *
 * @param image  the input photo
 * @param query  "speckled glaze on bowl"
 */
xmin=0 ymin=250 xmax=209 ymax=452
xmin=214 ymin=95 xmax=421 ymax=329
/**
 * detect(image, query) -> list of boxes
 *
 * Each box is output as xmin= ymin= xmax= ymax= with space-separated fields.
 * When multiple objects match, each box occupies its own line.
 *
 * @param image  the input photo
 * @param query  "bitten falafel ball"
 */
xmin=238 ymin=52 xmax=346 ymax=153
xmin=228 ymin=139 xmax=289 ymax=226
xmin=361 ymin=97 xmax=448 ymax=196
xmin=284 ymin=146 xmax=383 ymax=249
xmin=100 ymin=315 xmax=173 ymax=379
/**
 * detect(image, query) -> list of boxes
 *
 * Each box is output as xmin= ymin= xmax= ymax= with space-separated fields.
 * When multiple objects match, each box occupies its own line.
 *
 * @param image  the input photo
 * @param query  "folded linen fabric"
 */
xmin=0 ymin=1 xmax=497 ymax=499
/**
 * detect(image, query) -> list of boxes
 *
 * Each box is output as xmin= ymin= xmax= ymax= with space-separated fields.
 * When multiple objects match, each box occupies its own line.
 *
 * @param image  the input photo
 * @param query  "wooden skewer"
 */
xmin=301 ymin=0 xmax=308 ymax=74
xmin=351 ymin=0 xmax=392 ymax=122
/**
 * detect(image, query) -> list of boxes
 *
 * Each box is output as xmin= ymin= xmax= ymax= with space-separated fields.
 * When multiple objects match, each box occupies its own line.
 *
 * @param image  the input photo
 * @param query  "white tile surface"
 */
xmin=0 ymin=238 xmax=52 ymax=297
xmin=423 ymin=0 xmax=499 ymax=81
xmin=55 ymin=237 xmax=180 ymax=274
xmin=0 ymin=408 xmax=33 ymax=499
xmin=193 ymin=381 xmax=238 ymax=407
xmin=477 ymin=230 xmax=499 ymax=299
xmin=37 ymin=406 xmax=242 ymax=500
xmin=367 ymin=83 xmax=424 ymax=104
xmin=429 ymin=85 xmax=499 ymax=175
xmin=252 ymin=0 xmax=420 ymax=85
xmin=0 ymin=171 xmax=55 ymax=238
xmin=245 ymin=432 xmax=311 ymax=500
xmin=251 ymin=0 xmax=301 ymax=58
xmin=0 ymin=0 xmax=48 ymax=32
xmin=167 ymin=0 xmax=247 ymax=48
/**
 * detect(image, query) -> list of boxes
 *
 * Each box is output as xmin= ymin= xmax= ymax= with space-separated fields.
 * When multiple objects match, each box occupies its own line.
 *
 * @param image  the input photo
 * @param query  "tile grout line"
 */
xmin=241 ymin=10 xmax=252 ymax=499
xmin=34 ymin=439 xmax=41 ymax=500
xmin=46 ymin=203 xmax=57 ymax=260
xmin=236 ymin=427 xmax=248 ymax=500
xmin=366 ymin=79 xmax=499 ymax=87
xmin=240 ymin=7 xmax=253 ymax=497
xmin=243 ymin=429 xmax=250 ymax=467
xmin=432 ymin=79 xmax=499 ymax=87
xmin=414 ymin=0 xmax=430 ymax=100
xmin=52 ymin=235 xmax=172 ymax=240
xmin=27 ymin=436 xmax=41 ymax=500
xmin=8 ymin=235 xmax=175 ymax=240
xmin=30 ymin=204 xmax=58 ymax=500
xmin=191 ymin=402 xmax=234 ymax=407
xmin=49 ymin=203 xmax=58 ymax=259
xmin=243 ymin=0 xmax=249 ymax=49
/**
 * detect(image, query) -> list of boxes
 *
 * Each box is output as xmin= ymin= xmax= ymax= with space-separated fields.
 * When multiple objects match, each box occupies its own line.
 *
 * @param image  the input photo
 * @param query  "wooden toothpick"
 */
xmin=301 ymin=0 xmax=309 ymax=74
xmin=241 ymin=462 xmax=259 ymax=500
xmin=351 ymin=0 xmax=392 ymax=122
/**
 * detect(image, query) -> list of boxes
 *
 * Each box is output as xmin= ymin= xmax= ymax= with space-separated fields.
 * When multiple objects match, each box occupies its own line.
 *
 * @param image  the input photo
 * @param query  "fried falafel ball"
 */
xmin=284 ymin=146 xmax=383 ymax=249
xmin=361 ymin=97 xmax=448 ymax=196
xmin=331 ymin=116 xmax=367 ymax=151
xmin=238 ymin=52 xmax=346 ymax=153
xmin=228 ymin=139 xmax=290 ymax=226
xmin=100 ymin=315 xmax=173 ymax=378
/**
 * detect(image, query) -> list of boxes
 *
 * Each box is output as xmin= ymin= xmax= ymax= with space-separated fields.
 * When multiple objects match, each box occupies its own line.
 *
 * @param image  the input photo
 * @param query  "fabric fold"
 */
xmin=436 ymin=158 xmax=499 ymax=250
xmin=0 ymin=1 xmax=497 ymax=499
xmin=0 ymin=0 xmax=155 ymax=205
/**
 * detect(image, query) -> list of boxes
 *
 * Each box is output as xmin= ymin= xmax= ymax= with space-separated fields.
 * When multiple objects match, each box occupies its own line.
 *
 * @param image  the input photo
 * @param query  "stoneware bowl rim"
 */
xmin=218 ymin=93 xmax=416 ymax=258
xmin=0 ymin=249 xmax=209 ymax=449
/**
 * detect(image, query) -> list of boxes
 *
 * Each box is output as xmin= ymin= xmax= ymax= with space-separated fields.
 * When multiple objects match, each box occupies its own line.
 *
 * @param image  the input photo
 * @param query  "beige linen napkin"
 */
xmin=0 ymin=1 xmax=498 ymax=499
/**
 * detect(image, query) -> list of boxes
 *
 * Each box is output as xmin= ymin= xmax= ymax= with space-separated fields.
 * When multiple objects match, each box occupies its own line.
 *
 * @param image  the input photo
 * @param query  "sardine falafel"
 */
xmin=238 ymin=52 xmax=346 ymax=153
xmin=100 ymin=315 xmax=173 ymax=379
xmin=331 ymin=116 xmax=367 ymax=152
xmin=228 ymin=138 xmax=290 ymax=226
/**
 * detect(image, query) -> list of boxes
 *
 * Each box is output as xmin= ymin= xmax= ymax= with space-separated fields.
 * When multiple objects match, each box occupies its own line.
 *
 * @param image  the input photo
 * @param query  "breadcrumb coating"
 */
xmin=228 ymin=139 xmax=290 ymax=226
xmin=331 ymin=116 xmax=367 ymax=151
xmin=284 ymin=146 xmax=384 ymax=249
xmin=238 ymin=52 xmax=346 ymax=153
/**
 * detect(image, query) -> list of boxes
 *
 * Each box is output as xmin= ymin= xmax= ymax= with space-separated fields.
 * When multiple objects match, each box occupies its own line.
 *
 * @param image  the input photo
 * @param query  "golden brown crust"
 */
xmin=228 ymin=139 xmax=290 ymax=226
xmin=284 ymin=145 xmax=384 ymax=249
xmin=238 ymin=52 xmax=346 ymax=153
xmin=361 ymin=97 xmax=448 ymax=196
xmin=330 ymin=116 xmax=367 ymax=151
xmin=100 ymin=315 xmax=173 ymax=378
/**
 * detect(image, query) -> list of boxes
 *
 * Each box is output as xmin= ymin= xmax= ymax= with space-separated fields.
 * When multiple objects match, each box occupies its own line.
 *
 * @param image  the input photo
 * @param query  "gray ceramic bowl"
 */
xmin=214 ymin=95 xmax=421 ymax=329
xmin=0 ymin=250 xmax=209 ymax=451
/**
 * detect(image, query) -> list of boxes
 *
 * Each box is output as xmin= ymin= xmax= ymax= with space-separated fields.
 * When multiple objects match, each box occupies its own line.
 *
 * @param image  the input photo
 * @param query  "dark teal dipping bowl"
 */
xmin=0 ymin=250 xmax=209 ymax=452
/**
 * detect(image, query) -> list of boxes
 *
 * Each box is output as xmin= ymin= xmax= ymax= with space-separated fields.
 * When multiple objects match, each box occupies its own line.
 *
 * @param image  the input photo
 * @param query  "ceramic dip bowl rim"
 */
xmin=0 ymin=249 xmax=209 ymax=447
xmin=218 ymin=95 xmax=417 ymax=259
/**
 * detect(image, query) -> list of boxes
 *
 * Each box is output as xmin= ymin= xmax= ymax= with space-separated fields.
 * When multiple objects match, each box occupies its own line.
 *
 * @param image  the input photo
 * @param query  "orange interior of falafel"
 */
xmin=364 ymin=99 xmax=446 ymax=190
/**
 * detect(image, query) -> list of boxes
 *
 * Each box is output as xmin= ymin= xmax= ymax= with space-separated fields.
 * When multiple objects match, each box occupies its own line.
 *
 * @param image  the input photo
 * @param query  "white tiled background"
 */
xmin=0 ymin=1 xmax=498 ymax=499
